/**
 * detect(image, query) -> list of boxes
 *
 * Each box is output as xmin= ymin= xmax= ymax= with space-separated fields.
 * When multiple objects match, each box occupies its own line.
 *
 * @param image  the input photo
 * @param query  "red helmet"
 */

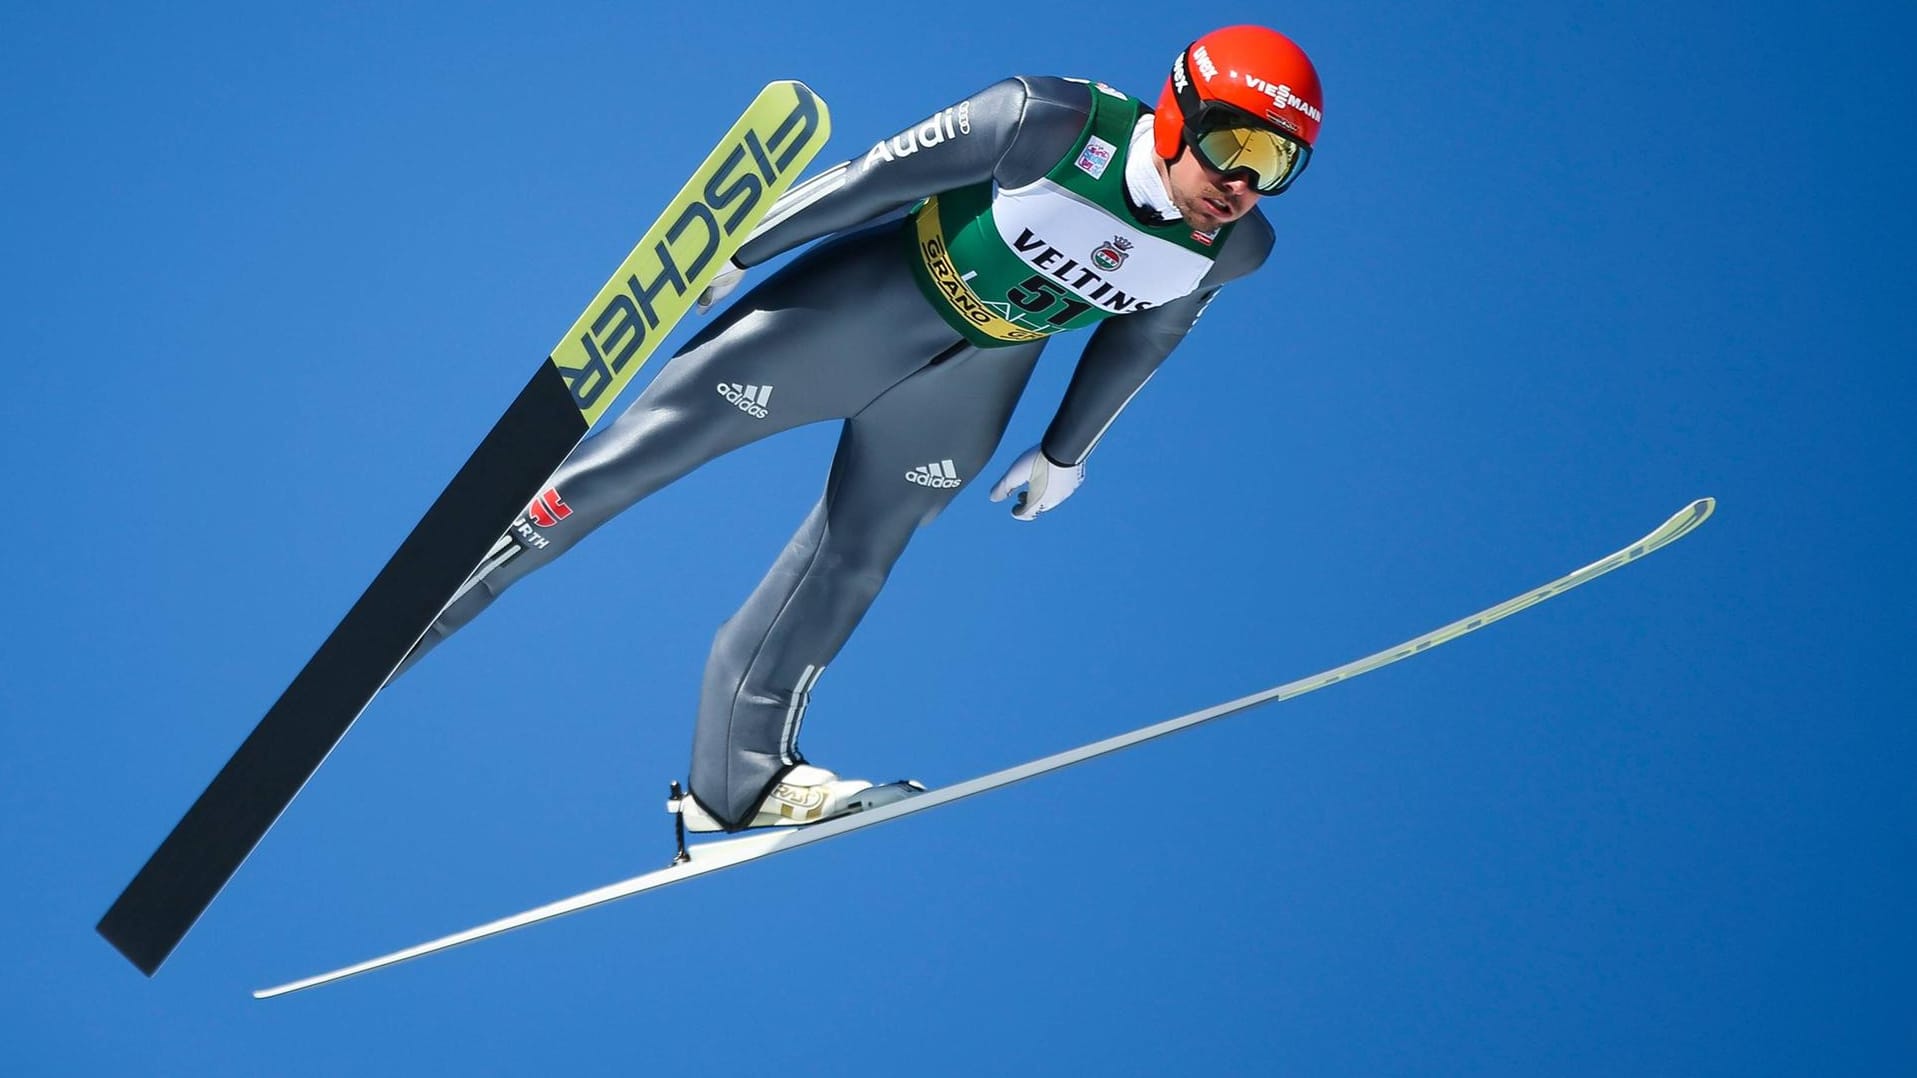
xmin=1154 ymin=26 xmax=1323 ymax=194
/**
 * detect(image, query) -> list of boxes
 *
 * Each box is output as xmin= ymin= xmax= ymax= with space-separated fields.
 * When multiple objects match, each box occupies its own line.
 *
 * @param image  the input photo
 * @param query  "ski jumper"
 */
xmin=401 ymin=75 xmax=1275 ymax=829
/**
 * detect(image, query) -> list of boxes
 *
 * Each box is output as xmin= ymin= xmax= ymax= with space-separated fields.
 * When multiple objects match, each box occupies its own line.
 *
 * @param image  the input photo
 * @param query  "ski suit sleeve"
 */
xmin=730 ymin=76 xmax=1093 ymax=268
xmin=1037 ymin=213 xmax=1276 ymax=466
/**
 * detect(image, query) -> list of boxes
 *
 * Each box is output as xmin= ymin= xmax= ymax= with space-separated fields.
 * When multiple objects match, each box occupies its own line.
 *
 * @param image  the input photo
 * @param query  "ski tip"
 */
xmin=1644 ymin=497 xmax=1715 ymax=549
xmin=1615 ymin=497 xmax=1714 ymax=559
xmin=1685 ymin=496 xmax=1717 ymax=529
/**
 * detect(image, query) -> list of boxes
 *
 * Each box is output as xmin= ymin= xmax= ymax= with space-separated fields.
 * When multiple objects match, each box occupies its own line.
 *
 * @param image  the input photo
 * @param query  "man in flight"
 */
xmin=402 ymin=25 xmax=1326 ymax=834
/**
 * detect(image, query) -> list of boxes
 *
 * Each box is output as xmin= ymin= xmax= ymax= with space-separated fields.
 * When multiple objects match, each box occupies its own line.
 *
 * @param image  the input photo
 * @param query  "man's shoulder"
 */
xmin=1181 ymin=208 xmax=1275 ymax=287
xmin=1011 ymin=75 xmax=1096 ymax=114
xmin=994 ymin=75 xmax=1099 ymax=136
xmin=974 ymin=76 xmax=1098 ymax=186
xmin=1231 ymin=208 xmax=1275 ymax=254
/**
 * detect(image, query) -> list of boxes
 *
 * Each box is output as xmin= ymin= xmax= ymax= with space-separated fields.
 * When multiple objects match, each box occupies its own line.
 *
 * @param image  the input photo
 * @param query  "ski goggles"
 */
xmin=1185 ymin=122 xmax=1310 ymax=195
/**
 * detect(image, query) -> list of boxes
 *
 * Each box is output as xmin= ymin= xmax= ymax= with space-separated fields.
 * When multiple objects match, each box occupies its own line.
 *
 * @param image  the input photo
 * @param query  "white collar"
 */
xmin=1125 ymin=114 xmax=1181 ymax=222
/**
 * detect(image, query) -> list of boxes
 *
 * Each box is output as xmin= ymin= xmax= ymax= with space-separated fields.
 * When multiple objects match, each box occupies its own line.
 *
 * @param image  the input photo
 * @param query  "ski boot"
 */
xmin=669 ymin=765 xmax=925 ymax=834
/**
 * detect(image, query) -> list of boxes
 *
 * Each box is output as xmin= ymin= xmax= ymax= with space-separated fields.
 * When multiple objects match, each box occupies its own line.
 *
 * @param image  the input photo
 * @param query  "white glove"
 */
xmin=989 ymin=446 xmax=1085 ymax=521
xmin=696 ymin=257 xmax=748 ymax=314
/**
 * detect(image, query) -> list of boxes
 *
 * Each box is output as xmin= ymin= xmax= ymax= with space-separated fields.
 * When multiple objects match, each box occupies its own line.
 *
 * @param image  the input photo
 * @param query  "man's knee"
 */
xmin=811 ymin=548 xmax=897 ymax=605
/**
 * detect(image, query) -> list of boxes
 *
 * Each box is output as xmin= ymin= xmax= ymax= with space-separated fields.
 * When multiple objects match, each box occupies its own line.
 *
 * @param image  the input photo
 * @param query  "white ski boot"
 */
xmin=671 ymin=765 xmax=925 ymax=834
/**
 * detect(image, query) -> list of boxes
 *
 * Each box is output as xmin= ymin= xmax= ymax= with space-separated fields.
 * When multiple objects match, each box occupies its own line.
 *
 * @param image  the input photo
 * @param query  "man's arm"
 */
xmin=1038 ymin=212 xmax=1277 ymax=466
xmin=730 ymin=76 xmax=1092 ymax=268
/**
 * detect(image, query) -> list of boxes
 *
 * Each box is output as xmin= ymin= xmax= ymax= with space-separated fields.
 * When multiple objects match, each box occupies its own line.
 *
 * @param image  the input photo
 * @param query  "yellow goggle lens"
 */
xmin=1190 ymin=126 xmax=1304 ymax=192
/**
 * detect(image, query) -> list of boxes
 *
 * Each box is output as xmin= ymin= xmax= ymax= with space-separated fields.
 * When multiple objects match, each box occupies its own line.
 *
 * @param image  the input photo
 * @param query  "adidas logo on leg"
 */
xmin=905 ymin=459 xmax=963 ymax=489
xmin=716 ymin=382 xmax=773 ymax=418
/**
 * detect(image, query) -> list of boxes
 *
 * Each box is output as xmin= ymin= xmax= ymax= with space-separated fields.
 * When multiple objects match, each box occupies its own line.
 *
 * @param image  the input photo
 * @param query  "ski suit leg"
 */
xmin=399 ymin=223 xmax=964 ymax=674
xmin=689 ymin=339 xmax=1045 ymax=828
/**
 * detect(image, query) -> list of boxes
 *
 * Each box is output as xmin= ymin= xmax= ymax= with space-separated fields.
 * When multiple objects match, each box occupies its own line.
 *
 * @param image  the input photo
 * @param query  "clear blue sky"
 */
xmin=3 ymin=2 xmax=1910 ymax=1074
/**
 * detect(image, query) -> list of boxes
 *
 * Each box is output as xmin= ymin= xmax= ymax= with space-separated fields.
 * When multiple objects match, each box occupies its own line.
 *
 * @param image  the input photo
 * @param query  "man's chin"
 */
xmin=1183 ymin=206 xmax=1230 ymax=230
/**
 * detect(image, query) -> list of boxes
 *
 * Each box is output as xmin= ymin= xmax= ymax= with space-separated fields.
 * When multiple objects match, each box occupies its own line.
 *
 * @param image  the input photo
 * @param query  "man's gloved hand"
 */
xmin=696 ymin=257 xmax=748 ymax=314
xmin=989 ymin=446 xmax=1085 ymax=521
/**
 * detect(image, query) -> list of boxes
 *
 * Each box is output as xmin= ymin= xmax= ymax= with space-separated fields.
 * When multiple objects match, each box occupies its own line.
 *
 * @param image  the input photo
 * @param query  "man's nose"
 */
xmin=1216 ymin=172 xmax=1252 ymax=195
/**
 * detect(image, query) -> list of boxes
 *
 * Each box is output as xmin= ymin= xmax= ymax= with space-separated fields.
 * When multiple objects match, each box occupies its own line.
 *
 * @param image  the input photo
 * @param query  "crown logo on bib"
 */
xmin=1091 ymin=235 xmax=1134 ymax=272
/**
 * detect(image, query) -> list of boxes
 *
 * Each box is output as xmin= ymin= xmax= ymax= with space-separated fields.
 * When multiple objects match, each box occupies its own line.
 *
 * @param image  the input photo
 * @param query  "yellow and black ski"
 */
xmin=98 ymin=81 xmax=831 ymax=976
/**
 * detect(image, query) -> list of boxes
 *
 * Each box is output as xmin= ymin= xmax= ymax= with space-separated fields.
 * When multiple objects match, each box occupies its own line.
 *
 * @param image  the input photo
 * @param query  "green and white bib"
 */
xmin=908 ymin=80 xmax=1233 ymax=348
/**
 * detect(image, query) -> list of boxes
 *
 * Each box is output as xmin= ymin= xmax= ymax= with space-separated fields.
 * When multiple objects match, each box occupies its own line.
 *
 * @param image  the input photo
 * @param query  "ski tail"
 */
xmin=99 ymin=368 xmax=586 ymax=976
xmin=98 ymin=81 xmax=833 ymax=976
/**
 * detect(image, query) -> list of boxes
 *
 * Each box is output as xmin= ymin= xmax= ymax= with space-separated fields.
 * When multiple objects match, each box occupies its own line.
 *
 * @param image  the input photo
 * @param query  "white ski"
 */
xmin=256 ymin=498 xmax=1714 ymax=999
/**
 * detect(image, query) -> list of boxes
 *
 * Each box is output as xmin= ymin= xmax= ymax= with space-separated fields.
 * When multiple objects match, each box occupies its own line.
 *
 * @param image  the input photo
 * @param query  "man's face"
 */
xmin=1156 ymin=147 xmax=1263 ymax=231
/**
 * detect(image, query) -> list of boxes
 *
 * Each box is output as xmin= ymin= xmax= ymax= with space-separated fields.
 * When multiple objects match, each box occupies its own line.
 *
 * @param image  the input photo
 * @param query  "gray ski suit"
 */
xmin=402 ymin=74 xmax=1275 ymax=829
